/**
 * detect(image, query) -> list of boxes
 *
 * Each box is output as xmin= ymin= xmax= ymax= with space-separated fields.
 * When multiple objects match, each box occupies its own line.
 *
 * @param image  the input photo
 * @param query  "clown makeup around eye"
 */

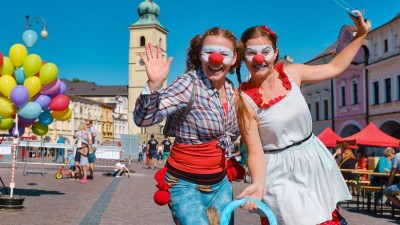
xmin=200 ymin=45 xmax=234 ymax=65
xmin=244 ymin=44 xmax=275 ymax=62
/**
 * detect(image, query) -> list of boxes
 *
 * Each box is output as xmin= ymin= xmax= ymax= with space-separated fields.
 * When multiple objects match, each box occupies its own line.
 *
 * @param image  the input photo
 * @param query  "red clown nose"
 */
xmin=253 ymin=54 xmax=265 ymax=64
xmin=209 ymin=52 xmax=224 ymax=65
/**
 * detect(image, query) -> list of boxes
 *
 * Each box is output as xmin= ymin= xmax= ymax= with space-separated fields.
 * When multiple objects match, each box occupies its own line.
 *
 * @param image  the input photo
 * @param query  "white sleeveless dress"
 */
xmin=241 ymin=73 xmax=351 ymax=225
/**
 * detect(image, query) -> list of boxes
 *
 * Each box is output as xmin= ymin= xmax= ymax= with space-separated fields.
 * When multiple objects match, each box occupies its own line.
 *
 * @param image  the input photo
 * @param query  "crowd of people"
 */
xmin=138 ymin=135 xmax=173 ymax=170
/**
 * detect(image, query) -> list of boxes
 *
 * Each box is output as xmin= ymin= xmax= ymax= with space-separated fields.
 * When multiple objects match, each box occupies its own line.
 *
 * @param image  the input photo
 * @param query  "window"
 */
xmin=374 ymin=43 xmax=378 ymax=56
xmin=395 ymin=34 xmax=400 ymax=49
xmin=323 ymin=99 xmax=329 ymax=120
xmin=384 ymin=39 xmax=388 ymax=53
xmin=352 ymin=82 xmax=359 ymax=105
xmin=141 ymin=127 xmax=146 ymax=134
xmin=384 ymin=78 xmax=392 ymax=102
xmin=397 ymin=75 xmax=400 ymax=100
xmin=340 ymin=86 xmax=346 ymax=107
xmin=315 ymin=102 xmax=320 ymax=121
xmin=140 ymin=36 xmax=145 ymax=46
xmin=372 ymin=81 xmax=379 ymax=105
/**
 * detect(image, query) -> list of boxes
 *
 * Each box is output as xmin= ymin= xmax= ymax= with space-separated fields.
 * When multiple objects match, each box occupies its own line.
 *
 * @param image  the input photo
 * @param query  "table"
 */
xmin=340 ymin=169 xmax=399 ymax=216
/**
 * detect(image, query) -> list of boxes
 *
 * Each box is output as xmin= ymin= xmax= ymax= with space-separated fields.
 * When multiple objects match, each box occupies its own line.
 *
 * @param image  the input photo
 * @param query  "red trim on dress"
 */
xmin=240 ymin=62 xmax=291 ymax=109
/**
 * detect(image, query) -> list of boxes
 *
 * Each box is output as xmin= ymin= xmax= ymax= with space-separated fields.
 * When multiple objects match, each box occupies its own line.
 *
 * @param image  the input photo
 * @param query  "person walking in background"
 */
xmin=134 ymin=27 xmax=240 ymax=224
xmin=65 ymin=149 xmax=75 ymax=180
xmin=53 ymin=135 xmax=65 ymax=163
xmin=147 ymin=134 xmax=158 ymax=170
xmin=138 ymin=143 xmax=144 ymax=163
xmin=86 ymin=120 xmax=97 ymax=179
xmin=235 ymin=11 xmax=368 ymax=225
xmin=161 ymin=136 xmax=172 ymax=166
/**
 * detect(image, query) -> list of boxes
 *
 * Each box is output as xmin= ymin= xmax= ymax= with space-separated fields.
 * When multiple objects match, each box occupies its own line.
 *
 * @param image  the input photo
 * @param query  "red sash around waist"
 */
xmin=167 ymin=139 xmax=226 ymax=174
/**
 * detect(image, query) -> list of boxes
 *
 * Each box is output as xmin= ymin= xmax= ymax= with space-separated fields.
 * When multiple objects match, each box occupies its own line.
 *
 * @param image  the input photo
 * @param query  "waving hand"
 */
xmin=139 ymin=43 xmax=173 ymax=91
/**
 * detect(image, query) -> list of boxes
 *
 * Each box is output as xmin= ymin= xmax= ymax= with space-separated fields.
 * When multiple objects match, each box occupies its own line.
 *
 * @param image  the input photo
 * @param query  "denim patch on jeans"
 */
xmin=165 ymin=172 xmax=234 ymax=225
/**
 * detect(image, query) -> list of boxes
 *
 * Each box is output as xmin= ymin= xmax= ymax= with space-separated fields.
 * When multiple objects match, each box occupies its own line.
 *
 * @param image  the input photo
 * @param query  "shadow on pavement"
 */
xmin=12 ymin=188 xmax=65 ymax=196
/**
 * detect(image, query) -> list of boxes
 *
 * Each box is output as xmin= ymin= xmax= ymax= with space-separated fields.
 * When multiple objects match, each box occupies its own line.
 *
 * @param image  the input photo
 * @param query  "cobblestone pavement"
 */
xmin=0 ymin=162 xmax=399 ymax=225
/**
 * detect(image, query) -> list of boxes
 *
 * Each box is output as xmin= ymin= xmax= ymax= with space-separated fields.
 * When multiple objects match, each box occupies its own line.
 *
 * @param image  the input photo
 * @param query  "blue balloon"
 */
xmin=22 ymin=30 xmax=38 ymax=48
xmin=38 ymin=111 xmax=53 ymax=125
xmin=14 ymin=67 xmax=25 ymax=84
xmin=17 ymin=102 xmax=42 ymax=119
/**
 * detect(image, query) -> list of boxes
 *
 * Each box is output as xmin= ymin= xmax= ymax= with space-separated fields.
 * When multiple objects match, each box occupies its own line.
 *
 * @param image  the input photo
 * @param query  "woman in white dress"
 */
xmin=235 ymin=11 xmax=368 ymax=225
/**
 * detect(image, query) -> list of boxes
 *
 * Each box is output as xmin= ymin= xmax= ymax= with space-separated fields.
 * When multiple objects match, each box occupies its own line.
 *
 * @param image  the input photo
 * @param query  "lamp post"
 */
xmin=22 ymin=15 xmax=48 ymax=48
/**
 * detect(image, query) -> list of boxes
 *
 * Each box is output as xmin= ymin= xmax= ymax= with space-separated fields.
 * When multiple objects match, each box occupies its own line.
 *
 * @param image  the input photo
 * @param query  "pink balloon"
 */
xmin=49 ymin=94 xmax=70 ymax=111
xmin=41 ymin=78 xmax=61 ymax=95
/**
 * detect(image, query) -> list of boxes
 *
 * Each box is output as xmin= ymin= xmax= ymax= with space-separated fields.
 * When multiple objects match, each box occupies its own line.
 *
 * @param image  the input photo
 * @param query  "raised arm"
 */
xmin=287 ymin=10 xmax=369 ymax=84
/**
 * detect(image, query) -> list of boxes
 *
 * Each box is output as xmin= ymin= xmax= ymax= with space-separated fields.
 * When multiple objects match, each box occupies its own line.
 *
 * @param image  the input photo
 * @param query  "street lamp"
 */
xmin=22 ymin=15 xmax=48 ymax=48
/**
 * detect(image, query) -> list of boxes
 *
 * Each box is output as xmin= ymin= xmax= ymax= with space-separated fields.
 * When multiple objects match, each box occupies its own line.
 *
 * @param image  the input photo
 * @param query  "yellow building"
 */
xmin=128 ymin=0 xmax=168 ymax=143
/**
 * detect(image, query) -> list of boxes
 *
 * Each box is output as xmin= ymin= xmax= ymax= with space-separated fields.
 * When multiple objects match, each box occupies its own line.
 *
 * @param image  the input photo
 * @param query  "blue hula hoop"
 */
xmin=220 ymin=197 xmax=277 ymax=225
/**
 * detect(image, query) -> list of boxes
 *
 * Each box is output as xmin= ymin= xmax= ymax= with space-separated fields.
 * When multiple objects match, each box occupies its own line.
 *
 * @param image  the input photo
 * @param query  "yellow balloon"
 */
xmin=0 ymin=96 xmax=14 ymax=118
xmin=0 ymin=117 xmax=14 ymax=130
xmin=23 ymin=54 xmax=42 ymax=77
xmin=51 ymin=108 xmax=72 ymax=121
xmin=0 ymin=75 xmax=17 ymax=97
xmin=9 ymin=43 xmax=28 ymax=67
xmin=39 ymin=63 xmax=58 ymax=85
xmin=0 ymin=57 xmax=15 ymax=75
xmin=23 ymin=76 xmax=42 ymax=97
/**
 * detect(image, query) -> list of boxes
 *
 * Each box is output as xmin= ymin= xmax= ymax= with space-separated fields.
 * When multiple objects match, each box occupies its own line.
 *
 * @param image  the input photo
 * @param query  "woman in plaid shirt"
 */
xmin=134 ymin=27 xmax=240 ymax=225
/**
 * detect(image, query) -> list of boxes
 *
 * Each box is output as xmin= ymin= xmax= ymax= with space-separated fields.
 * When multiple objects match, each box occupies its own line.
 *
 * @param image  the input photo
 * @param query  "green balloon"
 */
xmin=32 ymin=121 xmax=48 ymax=136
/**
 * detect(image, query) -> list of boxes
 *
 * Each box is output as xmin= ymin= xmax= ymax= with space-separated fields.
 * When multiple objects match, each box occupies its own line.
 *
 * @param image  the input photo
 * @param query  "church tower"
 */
xmin=128 ymin=0 xmax=167 ymax=139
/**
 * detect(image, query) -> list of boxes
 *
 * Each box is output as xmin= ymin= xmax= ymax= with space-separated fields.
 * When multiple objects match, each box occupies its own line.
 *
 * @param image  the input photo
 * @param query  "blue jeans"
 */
xmin=386 ymin=183 xmax=400 ymax=195
xmin=165 ymin=172 xmax=234 ymax=225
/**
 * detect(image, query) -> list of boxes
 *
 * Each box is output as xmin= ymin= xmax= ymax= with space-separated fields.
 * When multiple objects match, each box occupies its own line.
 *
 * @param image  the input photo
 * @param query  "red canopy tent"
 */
xmin=337 ymin=122 xmax=400 ymax=147
xmin=317 ymin=127 xmax=341 ymax=148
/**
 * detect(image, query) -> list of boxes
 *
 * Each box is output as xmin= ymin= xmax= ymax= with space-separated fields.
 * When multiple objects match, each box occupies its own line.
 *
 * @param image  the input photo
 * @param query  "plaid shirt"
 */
xmin=133 ymin=69 xmax=239 ymax=152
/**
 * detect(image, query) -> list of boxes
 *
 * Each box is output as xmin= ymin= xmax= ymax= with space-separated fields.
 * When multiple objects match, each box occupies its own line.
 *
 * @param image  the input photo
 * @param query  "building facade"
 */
xmin=305 ymin=13 xmax=400 ymax=139
xmin=128 ymin=0 xmax=168 ymax=143
xmin=366 ymin=14 xmax=400 ymax=137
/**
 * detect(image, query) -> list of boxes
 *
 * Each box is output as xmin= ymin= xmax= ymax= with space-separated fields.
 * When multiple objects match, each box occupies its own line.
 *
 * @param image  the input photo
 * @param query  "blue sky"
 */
xmin=0 ymin=0 xmax=398 ymax=87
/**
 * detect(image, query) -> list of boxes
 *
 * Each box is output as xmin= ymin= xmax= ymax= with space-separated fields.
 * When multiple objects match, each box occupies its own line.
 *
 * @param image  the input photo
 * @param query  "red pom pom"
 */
xmin=209 ymin=52 xmax=224 ymax=65
xmin=154 ymin=190 xmax=170 ymax=205
xmin=156 ymin=182 xmax=170 ymax=191
xmin=253 ymin=54 xmax=265 ymax=64
xmin=226 ymin=158 xmax=245 ymax=182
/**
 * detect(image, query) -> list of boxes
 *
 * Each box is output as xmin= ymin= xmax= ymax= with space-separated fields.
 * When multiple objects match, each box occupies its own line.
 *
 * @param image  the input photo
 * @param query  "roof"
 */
xmin=62 ymin=79 xmax=128 ymax=97
xmin=338 ymin=123 xmax=400 ymax=147
xmin=317 ymin=127 xmax=342 ymax=148
xmin=305 ymin=40 xmax=338 ymax=64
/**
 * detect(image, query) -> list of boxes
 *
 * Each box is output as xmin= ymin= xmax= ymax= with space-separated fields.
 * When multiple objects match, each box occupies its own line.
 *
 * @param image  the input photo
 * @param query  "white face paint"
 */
xmin=244 ymin=44 xmax=275 ymax=63
xmin=200 ymin=45 xmax=234 ymax=65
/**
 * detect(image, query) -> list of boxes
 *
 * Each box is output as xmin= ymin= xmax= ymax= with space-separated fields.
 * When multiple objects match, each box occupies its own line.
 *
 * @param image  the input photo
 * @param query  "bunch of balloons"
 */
xmin=0 ymin=44 xmax=72 ymax=137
